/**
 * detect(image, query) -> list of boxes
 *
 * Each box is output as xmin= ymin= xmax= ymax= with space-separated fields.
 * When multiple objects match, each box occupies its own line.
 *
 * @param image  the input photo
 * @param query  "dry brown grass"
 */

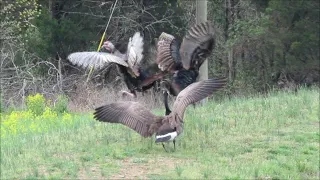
xmin=67 ymin=79 xmax=170 ymax=113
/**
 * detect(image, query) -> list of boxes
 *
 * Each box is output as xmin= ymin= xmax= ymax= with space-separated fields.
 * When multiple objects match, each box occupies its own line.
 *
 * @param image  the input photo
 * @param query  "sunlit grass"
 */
xmin=1 ymin=87 xmax=319 ymax=179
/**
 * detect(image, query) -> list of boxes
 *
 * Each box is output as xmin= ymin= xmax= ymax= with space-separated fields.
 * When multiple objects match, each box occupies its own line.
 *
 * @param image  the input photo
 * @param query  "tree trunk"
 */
xmin=228 ymin=49 xmax=235 ymax=82
xmin=196 ymin=0 xmax=208 ymax=104
xmin=259 ymin=49 xmax=267 ymax=92
xmin=196 ymin=0 xmax=208 ymax=82
xmin=225 ymin=0 xmax=239 ymax=85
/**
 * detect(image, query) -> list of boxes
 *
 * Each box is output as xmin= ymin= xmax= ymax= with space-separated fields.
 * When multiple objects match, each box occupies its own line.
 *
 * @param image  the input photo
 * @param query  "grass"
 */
xmin=1 ymin=87 xmax=319 ymax=179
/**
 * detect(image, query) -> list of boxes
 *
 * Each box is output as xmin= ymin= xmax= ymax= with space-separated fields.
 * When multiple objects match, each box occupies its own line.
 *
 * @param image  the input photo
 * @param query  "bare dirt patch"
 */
xmin=78 ymin=166 xmax=103 ymax=179
xmin=110 ymin=156 xmax=188 ymax=179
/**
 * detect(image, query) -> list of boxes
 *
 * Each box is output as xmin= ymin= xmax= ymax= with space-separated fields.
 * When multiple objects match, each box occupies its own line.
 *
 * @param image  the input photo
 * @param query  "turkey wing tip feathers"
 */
xmin=67 ymin=53 xmax=77 ymax=61
xmin=132 ymin=32 xmax=143 ymax=41
xmin=134 ymin=32 xmax=141 ymax=36
xmin=191 ymin=21 xmax=214 ymax=36
xmin=159 ymin=32 xmax=175 ymax=42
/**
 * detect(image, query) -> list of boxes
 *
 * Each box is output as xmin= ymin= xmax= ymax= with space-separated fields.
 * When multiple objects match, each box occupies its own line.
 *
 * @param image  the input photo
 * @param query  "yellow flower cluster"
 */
xmin=1 ymin=94 xmax=79 ymax=138
xmin=2 ymin=0 xmax=42 ymax=31
xmin=26 ymin=93 xmax=46 ymax=115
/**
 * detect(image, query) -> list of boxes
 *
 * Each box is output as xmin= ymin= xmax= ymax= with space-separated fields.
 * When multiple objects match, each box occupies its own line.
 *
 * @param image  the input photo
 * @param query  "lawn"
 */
xmin=1 ymin=88 xmax=319 ymax=179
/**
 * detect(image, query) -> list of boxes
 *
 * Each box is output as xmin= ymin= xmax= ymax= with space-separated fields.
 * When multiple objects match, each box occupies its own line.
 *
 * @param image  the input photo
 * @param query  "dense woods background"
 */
xmin=1 ymin=0 xmax=319 ymax=111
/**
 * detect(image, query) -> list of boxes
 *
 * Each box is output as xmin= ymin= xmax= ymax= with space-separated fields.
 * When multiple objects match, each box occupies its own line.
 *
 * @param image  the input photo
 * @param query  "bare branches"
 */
xmin=60 ymin=11 xmax=108 ymax=19
xmin=0 ymin=39 xmax=65 ymax=109
xmin=0 ymin=0 xmax=191 ymax=111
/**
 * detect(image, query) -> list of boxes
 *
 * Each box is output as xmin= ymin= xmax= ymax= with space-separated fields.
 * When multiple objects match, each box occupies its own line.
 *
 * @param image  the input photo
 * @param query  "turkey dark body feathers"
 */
xmin=190 ymin=39 xmax=215 ymax=70
xmin=172 ymin=69 xmax=199 ymax=95
xmin=161 ymin=69 xmax=199 ymax=115
xmin=154 ymin=22 xmax=216 ymax=115
xmin=114 ymin=42 xmax=128 ymax=54
xmin=170 ymin=39 xmax=183 ymax=70
xmin=118 ymin=61 xmax=159 ymax=95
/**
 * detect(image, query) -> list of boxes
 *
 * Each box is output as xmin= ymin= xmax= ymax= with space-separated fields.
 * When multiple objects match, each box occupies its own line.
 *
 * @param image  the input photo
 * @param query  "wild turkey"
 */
xmin=140 ymin=21 xmax=216 ymax=115
xmin=94 ymin=77 xmax=227 ymax=151
xmin=67 ymin=32 xmax=160 ymax=98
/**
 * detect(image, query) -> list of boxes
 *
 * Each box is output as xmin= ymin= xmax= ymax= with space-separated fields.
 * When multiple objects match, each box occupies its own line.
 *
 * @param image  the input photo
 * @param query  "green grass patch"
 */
xmin=1 ymin=87 xmax=319 ymax=179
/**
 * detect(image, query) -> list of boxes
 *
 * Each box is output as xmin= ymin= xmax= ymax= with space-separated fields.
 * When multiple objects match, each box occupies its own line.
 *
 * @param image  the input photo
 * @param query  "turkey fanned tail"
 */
xmin=156 ymin=32 xmax=182 ymax=72
xmin=127 ymin=32 xmax=144 ymax=70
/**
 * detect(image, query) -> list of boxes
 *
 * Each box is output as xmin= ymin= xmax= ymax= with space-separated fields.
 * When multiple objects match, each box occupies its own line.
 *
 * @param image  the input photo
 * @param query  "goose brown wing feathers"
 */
xmin=180 ymin=21 xmax=215 ymax=70
xmin=172 ymin=77 xmax=227 ymax=120
xmin=93 ymin=101 xmax=163 ymax=137
xmin=67 ymin=52 xmax=128 ymax=69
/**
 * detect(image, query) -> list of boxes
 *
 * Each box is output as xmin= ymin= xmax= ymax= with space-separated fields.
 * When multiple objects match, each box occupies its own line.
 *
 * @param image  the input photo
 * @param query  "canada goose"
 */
xmin=139 ymin=21 xmax=216 ymax=115
xmin=67 ymin=32 xmax=160 ymax=98
xmin=93 ymin=77 xmax=227 ymax=151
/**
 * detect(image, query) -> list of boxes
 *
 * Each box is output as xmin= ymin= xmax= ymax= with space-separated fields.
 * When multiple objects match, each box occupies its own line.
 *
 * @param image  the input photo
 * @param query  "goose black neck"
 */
xmin=164 ymin=91 xmax=172 ymax=115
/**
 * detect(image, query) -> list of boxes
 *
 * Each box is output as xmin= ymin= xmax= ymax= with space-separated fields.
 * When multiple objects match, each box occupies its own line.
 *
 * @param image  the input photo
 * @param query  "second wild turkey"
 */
xmin=140 ymin=21 xmax=216 ymax=115
xmin=67 ymin=32 xmax=160 ymax=98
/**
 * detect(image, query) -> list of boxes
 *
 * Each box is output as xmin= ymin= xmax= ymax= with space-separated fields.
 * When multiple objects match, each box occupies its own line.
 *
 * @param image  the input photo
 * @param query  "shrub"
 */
xmin=0 ymin=95 xmax=4 ymax=113
xmin=26 ymin=93 xmax=46 ymax=116
xmin=1 ymin=107 xmax=80 ymax=138
xmin=1 ymin=93 xmax=83 ymax=138
xmin=53 ymin=94 xmax=69 ymax=114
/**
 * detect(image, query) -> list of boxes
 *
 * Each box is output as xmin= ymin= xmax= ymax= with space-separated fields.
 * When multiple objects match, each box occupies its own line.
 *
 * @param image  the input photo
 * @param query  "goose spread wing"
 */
xmin=180 ymin=21 xmax=215 ymax=70
xmin=67 ymin=52 xmax=128 ymax=69
xmin=172 ymin=77 xmax=227 ymax=120
xmin=156 ymin=32 xmax=181 ymax=72
xmin=127 ymin=32 xmax=144 ymax=70
xmin=93 ymin=101 xmax=163 ymax=137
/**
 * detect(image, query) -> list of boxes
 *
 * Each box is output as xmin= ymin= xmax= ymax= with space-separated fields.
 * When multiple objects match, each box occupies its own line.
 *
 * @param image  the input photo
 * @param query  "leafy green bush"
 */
xmin=1 ymin=106 xmax=81 ymax=138
xmin=2 ymin=93 xmax=76 ymax=138
xmin=0 ymin=95 xmax=4 ymax=113
xmin=53 ymin=94 xmax=69 ymax=114
xmin=26 ymin=93 xmax=46 ymax=116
